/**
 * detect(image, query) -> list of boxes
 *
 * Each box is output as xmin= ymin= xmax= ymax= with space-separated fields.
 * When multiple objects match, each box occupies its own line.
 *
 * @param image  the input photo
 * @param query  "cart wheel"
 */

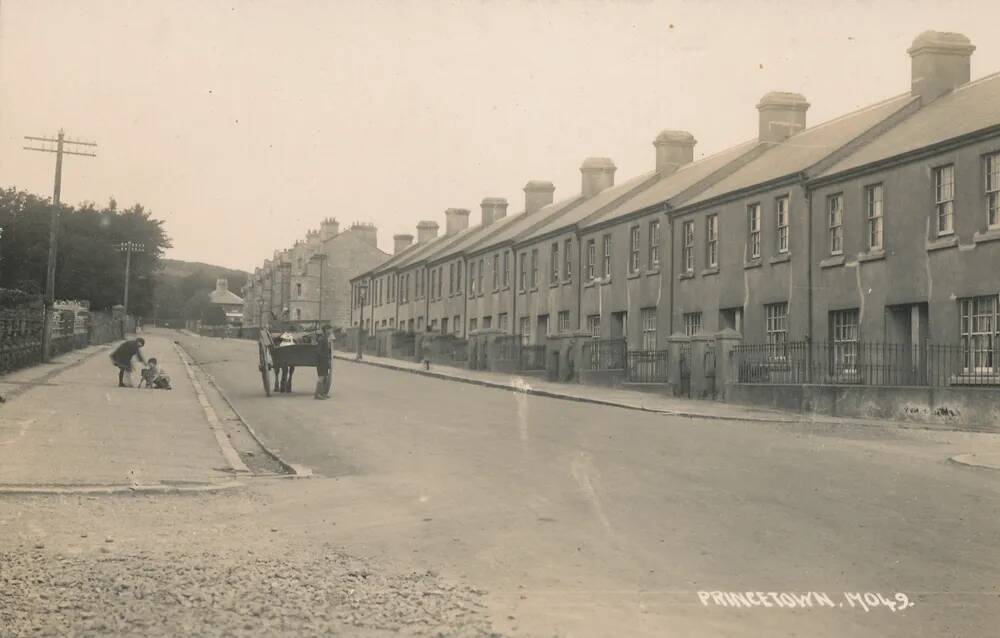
xmin=258 ymin=341 xmax=272 ymax=397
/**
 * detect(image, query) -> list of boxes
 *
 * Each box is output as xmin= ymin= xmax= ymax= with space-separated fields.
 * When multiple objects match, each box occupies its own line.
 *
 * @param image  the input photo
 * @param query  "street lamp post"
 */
xmin=310 ymin=253 xmax=328 ymax=321
xmin=356 ymin=280 xmax=368 ymax=361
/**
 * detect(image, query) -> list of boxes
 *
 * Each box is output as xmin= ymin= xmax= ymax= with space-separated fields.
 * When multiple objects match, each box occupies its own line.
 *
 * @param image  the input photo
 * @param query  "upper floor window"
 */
xmin=865 ymin=183 xmax=884 ymax=251
xmin=469 ymin=261 xmax=476 ymax=296
xmin=775 ymin=196 xmax=789 ymax=254
xmin=477 ymin=258 xmax=484 ymax=294
xmin=682 ymin=220 xmax=695 ymax=273
xmin=296 ymin=283 xmax=302 ymax=298
xmin=530 ymin=249 xmax=538 ymax=288
xmin=706 ymin=214 xmax=718 ymax=268
xmin=628 ymin=226 xmax=640 ymax=274
xmin=986 ymin=152 xmax=1000 ymax=229
xmin=550 ymin=242 xmax=560 ymax=284
xmin=455 ymin=260 xmax=463 ymax=292
xmin=563 ymin=239 xmax=572 ymax=280
xmin=828 ymin=194 xmax=844 ymax=255
xmin=437 ymin=267 xmax=443 ymax=300
xmin=519 ymin=252 xmax=527 ymax=291
xmin=602 ymin=234 xmax=612 ymax=278
xmin=502 ymin=251 xmax=510 ymax=288
xmin=586 ymin=239 xmax=596 ymax=280
xmin=493 ymin=254 xmax=500 ymax=290
xmin=934 ymin=164 xmax=955 ymax=235
xmin=747 ymin=203 xmax=761 ymax=259
xmin=449 ymin=263 xmax=455 ymax=295
xmin=648 ymin=220 xmax=660 ymax=269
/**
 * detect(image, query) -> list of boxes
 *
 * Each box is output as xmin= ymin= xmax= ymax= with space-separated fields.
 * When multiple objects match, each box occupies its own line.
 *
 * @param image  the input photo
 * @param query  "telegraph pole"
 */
xmin=23 ymin=130 xmax=97 ymax=359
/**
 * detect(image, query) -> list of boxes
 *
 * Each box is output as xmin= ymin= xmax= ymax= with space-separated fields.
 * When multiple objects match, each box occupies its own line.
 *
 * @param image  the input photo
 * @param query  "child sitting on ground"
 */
xmin=138 ymin=358 xmax=172 ymax=390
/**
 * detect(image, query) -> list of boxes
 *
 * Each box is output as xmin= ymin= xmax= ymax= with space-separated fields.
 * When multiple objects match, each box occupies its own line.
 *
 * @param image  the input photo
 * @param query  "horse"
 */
xmin=272 ymin=332 xmax=297 ymax=393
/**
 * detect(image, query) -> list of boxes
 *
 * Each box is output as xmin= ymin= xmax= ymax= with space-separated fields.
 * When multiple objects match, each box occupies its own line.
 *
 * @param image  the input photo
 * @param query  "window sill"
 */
xmin=599 ymin=277 xmax=613 ymax=286
xmin=561 ymin=279 xmax=573 ymax=287
xmin=743 ymin=259 xmax=762 ymax=270
xmin=627 ymin=272 xmax=641 ymax=280
xmin=701 ymin=267 xmax=720 ymax=277
xmin=769 ymin=253 xmax=791 ymax=265
xmin=820 ymin=255 xmax=846 ymax=269
xmin=549 ymin=282 xmax=560 ymax=289
xmin=645 ymin=268 xmax=661 ymax=277
xmin=678 ymin=272 xmax=695 ymax=281
xmin=857 ymin=249 xmax=886 ymax=263
xmin=527 ymin=287 xmax=538 ymax=294
xmin=926 ymin=236 xmax=958 ymax=252
xmin=583 ymin=280 xmax=596 ymax=289
xmin=973 ymin=228 xmax=1000 ymax=245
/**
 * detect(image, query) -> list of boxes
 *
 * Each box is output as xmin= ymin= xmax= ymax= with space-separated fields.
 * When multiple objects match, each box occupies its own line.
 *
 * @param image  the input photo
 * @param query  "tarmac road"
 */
xmin=177 ymin=330 xmax=1000 ymax=638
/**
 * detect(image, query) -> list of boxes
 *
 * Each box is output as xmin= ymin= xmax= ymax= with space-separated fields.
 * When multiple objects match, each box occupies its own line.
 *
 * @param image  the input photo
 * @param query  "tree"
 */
xmin=201 ymin=304 xmax=227 ymax=326
xmin=0 ymin=188 xmax=172 ymax=314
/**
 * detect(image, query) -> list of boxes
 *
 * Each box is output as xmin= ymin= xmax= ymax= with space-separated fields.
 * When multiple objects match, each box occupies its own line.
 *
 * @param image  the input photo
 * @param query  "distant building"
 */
xmin=209 ymin=278 xmax=244 ymax=325
xmin=242 ymin=218 xmax=390 ymax=329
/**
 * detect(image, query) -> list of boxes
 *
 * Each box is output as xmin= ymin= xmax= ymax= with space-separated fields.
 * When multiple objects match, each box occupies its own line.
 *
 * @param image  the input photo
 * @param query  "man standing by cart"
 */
xmin=314 ymin=324 xmax=333 ymax=399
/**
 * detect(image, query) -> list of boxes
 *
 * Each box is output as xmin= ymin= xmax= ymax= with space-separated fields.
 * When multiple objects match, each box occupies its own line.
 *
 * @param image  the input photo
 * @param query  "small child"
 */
xmin=138 ymin=358 xmax=172 ymax=390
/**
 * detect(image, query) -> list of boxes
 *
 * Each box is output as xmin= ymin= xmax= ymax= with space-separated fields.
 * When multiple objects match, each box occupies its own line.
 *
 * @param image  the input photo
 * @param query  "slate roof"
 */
xmin=461 ymin=195 xmax=585 ymax=256
xmin=819 ymin=72 xmax=1000 ymax=177
xmin=209 ymin=289 xmax=244 ymax=305
xmin=685 ymin=93 xmax=916 ymax=206
xmin=521 ymin=172 xmax=661 ymax=241
xmin=581 ymin=140 xmax=759 ymax=230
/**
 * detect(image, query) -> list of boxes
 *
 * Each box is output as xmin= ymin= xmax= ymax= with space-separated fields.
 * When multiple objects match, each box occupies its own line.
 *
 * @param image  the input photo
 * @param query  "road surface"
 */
xmin=176 ymin=331 xmax=1000 ymax=637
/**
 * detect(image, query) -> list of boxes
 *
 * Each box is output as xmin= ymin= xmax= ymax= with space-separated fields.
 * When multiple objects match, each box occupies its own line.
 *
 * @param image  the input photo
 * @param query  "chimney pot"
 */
xmin=653 ymin=130 xmax=696 ymax=174
xmin=580 ymin=157 xmax=616 ymax=198
xmin=416 ymin=220 xmax=439 ymax=243
xmin=908 ymin=31 xmax=975 ymax=105
xmin=480 ymin=197 xmax=509 ymax=226
xmin=393 ymin=233 xmax=414 ymax=254
xmin=444 ymin=208 xmax=471 ymax=236
xmin=523 ymin=181 xmax=555 ymax=214
xmin=756 ymin=92 xmax=810 ymax=144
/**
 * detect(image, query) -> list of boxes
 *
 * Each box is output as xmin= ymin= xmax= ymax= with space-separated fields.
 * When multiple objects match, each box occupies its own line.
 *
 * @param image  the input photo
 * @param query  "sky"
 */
xmin=2 ymin=0 xmax=999 ymax=272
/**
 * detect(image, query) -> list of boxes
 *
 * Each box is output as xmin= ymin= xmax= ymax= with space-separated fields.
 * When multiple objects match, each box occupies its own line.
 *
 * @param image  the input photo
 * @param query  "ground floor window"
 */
xmin=417 ymin=317 xmax=424 ymax=331
xmin=558 ymin=310 xmax=571 ymax=332
xmin=483 ymin=315 xmax=492 ymax=329
xmin=519 ymin=316 xmax=531 ymax=346
xmin=453 ymin=315 xmax=461 ymax=336
xmin=441 ymin=318 xmax=449 ymax=334
xmin=683 ymin=312 xmax=702 ymax=337
xmin=430 ymin=318 xmax=438 ymax=331
xmin=960 ymin=296 xmax=997 ymax=373
xmin=498 ymin=312 xmax=509 ymax=333
xmin=469 ymin=318 xmax=478 ymax=333
xmin=640 ymin=307 xmax=657 ymax=350
xmin=830 ymin=308 xmax=860 ymax=374
xmin=765 ymin=302 xmax=787 ymax=346
xmin=587 ymin=315 xmax=600 ymax=338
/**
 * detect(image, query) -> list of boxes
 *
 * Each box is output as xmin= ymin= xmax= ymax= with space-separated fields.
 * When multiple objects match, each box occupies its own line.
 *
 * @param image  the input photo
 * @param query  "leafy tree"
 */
xmin=201 ymin=304 xmax=227 ymax=326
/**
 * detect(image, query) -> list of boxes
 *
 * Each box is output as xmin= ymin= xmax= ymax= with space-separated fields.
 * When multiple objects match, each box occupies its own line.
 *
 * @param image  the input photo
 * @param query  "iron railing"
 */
xmin=493 ymin=335 xmax=521 ymax=361
xmin=519 ymin=344 xmax=547 ymax=371
xmin=582 ymin=338 xmax=627 ymax=370
xmin=626 ymin=349 xmax=669 ymax=383
xmin=732 ymin=341 xmax=1000 ymax=387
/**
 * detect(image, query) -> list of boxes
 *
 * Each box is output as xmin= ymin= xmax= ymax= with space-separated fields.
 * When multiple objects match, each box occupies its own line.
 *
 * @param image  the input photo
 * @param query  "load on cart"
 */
xmin=257 ymin=320 xmax=332 ymax=396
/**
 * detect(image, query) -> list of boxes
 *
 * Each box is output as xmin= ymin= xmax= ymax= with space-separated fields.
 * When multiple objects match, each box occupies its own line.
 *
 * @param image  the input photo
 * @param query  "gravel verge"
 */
xmin=1 ymin=545 xmax=501 ymax=637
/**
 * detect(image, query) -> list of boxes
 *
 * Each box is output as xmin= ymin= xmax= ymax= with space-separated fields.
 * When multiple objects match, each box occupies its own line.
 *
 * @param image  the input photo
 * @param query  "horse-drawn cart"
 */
xmin=257 ymin=320 xmax=327 ymax=396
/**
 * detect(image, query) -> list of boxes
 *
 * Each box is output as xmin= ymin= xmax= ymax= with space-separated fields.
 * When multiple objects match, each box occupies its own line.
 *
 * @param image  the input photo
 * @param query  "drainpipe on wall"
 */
xmin=511 ymin=248 xmax=518 ymax=338
xmin=462 ymin=258 xmax=468 ymax=336
xmin=805 ymin=179 xmax=814 ymax=384
xmin=667 ymin=208 xmax=675 ymax=335
xmin=576 ymin=229 xmax=583 ymax=331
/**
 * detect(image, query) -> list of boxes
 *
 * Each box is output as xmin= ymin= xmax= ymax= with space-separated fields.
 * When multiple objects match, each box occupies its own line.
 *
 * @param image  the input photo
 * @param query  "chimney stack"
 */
xmin=349 ymin=222 xmax=378 ymax=248
xmin=216 ymin=278 xmax=228 ymax=292
xmin=306 ymin=229 xmax=320 ymax=248
xmin=320 ymin=217 xmax=340 ymax=242
xmin=580 ymin=157 xmax=616 ymax=198
xmin=393 ymin=233 xmax=414 ymax=254
xmin=416 ymin=220 xmax=439 ymax=243
xmin=908 ymin=31 xmax=975 ymax=106
xmin=480 ymin=197 xmax=509 ymax=226
xmin=523 ymin=181 xmax=555 ymax=214
xmin=444 ymin=208 xmax=470 ymax=236
xmin=653 ymin=130 xmax=696 ymax=174
xmin=756 ymin=92 xmax=809 ymax=144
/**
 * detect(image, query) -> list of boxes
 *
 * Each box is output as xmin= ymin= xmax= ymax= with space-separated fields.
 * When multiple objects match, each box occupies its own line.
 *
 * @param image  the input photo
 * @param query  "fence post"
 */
xmin=713 ymin=328 xmax=743 ymax=401
xmin=666 ymin=332 xmax=689 ymax=396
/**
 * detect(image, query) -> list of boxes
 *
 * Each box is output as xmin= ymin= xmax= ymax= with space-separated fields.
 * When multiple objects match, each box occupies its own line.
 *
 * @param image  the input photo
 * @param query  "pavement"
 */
xmin=332 ymin=349 xmax=1000 ymax=437
xmin=0 ymin=333 xmax=241 ymax=491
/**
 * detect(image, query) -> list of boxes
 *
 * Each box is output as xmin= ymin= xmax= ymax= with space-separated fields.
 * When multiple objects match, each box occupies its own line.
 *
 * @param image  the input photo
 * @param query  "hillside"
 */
xmin=153 ymin=259 xmax=250 ymax=320
xmin=158 ymin=259 xmax=249 ymax=281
